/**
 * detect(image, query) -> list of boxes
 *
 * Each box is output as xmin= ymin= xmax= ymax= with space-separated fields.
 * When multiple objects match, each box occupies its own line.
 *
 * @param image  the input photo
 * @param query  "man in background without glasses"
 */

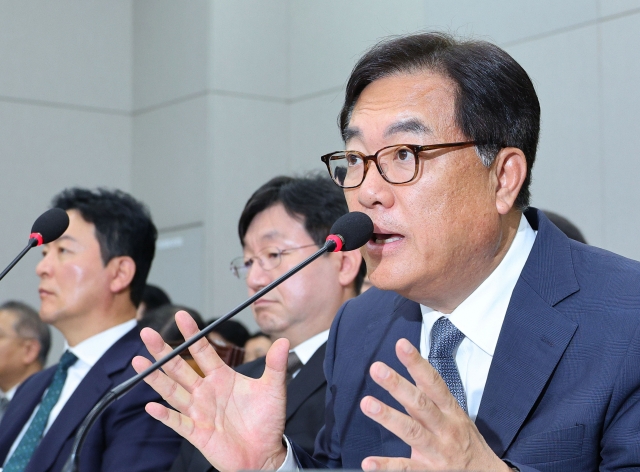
xmin=169 ymin=175 xmax=364 ymax=472
xmin=0 ymin=188 xmax=180 ymax=472
xmin=0 ymin=301 xmax=50 ymax=423
xmin=134 ymin=32 xmax=640 ymax=471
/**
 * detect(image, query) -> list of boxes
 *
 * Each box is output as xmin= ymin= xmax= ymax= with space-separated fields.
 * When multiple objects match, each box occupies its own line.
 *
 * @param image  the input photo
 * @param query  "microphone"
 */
xmin=0 ymin=208 xmax=70 ymax=282
xmin=62 ymin=211 xmax=374 ymax=472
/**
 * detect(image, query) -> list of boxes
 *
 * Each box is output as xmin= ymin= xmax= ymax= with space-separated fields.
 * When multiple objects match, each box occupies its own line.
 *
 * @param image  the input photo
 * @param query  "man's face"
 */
xmin=243 ymin=204 xmax=343 ymax=342
xmin=0 ymin=310 xmax=30 ymax=391
xmin=343 ymin=72 xmax=504 ymax=308
xmin=36 ymin=210 xmax=112 ymax=329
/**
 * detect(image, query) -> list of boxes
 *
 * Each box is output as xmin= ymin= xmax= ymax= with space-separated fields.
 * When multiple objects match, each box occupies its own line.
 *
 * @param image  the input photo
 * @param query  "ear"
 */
xmin=492 ymin=147 xmax=528 ymax=215
xmin=336 ymin=249 xmax=364 ymax=292
xmin=107 ymin=256 xmax=137 ymax=295
xmin=21 ymin=338 xmax=41 ymax=365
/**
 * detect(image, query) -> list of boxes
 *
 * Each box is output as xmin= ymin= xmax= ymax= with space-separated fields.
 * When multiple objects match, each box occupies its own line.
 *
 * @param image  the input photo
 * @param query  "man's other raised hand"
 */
xmin=132 ymin=310 xmax=289 ymax=472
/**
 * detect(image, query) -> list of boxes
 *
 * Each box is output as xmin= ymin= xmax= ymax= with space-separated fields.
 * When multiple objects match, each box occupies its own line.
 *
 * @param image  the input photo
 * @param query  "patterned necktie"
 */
xmin=428 ymin=317 xmax=468 ymax=413
xmin=4 ymin=350 xmax=78 ymax=472
xmin=285 ymin=351 xmax=303 ymax=385
xmin=0 ymin=395 xmax=9 ymax=423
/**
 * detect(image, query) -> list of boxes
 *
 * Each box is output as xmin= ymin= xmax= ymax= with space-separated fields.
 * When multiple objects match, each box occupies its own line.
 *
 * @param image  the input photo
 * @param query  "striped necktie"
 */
xmin=428 ymin=317 xmax=468 ymax=413
xmin=4 ymin=350 xmax=78 ymax=472
xmin=285 ymin=351 xmax=303 ymax=385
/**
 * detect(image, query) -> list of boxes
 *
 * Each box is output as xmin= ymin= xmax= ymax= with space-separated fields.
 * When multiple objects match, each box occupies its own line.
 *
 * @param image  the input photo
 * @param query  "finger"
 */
xmin=132 ymin=354 xmax=196 ymax=413
xmin=368 ymin=360 xmax=445 ymax=431
xmin=175 ymin=311 xmax=228 ymax=376
xmin=144 ymin=401 xmax=200 ymax=442
xmin=360 ymin=395 xmax=435 ymax=452
xmin=262 ymin=337 xmax=289 ymax=392
xmin=362 ymin=455 xmax=427 ymax=471
xmin=395 ymin=338 xmax=458 ymax=411
xmin=139 ymin=326 xmax=205 ymax=394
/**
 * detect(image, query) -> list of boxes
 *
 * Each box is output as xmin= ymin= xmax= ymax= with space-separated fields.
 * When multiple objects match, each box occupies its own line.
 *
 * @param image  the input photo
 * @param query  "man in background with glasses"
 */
xmin=168 ymin=174 xmax=364 ymax=472
xmin=135 ymin=32 xmax=640 ymax=471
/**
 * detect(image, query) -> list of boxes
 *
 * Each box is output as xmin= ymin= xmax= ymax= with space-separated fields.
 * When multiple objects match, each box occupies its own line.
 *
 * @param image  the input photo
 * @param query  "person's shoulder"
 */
xmin=334 ymin=287 xmax=411 ymax=332
xmin=235 ymin=357 xmax=266 ymax=379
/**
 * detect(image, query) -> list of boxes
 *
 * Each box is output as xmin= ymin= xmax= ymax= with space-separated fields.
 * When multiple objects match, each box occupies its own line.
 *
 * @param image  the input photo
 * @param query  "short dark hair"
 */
xmin=340 ymin=32 xmax=540 ymax=209
xmin=141 ymin=284 xmax=172 ymax=311
xmin=0 ymin=300 xmax=51 ymax=366
xmin=52 ymin=188 xmax=157 ymax=307
xmin=238 ymin=174 xmax=366 ymax=294
xmin=207 ymin=319 xmax=250 ymax=347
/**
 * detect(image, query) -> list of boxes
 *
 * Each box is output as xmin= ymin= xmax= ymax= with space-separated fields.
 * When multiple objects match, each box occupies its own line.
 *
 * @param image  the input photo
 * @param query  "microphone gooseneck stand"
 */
xmin=62 ymin=237 xmax=339 ymax=472
xmin=0 ymin=238 xmax=39 ymax=282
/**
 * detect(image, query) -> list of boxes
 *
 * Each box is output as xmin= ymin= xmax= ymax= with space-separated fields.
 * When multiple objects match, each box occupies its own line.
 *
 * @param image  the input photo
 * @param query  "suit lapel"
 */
xmin=0 ymin=368 xmax=55 ymax=462
xmin=476 ymin=209 xmax=580 ymax=457
xmin=31 ymin=327 xmax=140 ymax=472
xmin=286 ymin=343 xmax=327 ymax=421
xmin=364 ymin=294 xmax=422 ymax=459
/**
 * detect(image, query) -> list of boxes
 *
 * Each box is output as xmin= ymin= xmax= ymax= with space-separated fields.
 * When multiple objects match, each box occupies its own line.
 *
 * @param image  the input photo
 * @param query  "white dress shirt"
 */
xmin=289 ymin=329 xmax=329 ymax=379
xmin=3 ymin=385 xmax=18 ymax=402
xmin=4 ymin=319 xmax=138 ymax=465
xmin=280 ymin=214 xmax=537 ymax=469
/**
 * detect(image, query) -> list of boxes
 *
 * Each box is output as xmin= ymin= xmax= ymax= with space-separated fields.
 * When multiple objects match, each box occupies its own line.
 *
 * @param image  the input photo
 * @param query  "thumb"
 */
xmin=262 ymin=337 xmax=290 ymax=389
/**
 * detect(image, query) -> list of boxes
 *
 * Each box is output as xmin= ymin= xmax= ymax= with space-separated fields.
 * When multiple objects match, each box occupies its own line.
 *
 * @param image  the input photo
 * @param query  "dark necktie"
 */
xmin=0 ymin=395 xmax=9 ymax=423
xmin=428 ymin=317 xmax=468 ymax=413
xmin=4 ymin=350 xmax=78 ymax=472
xmin=285 ymin=351 xmax=303 ymax=385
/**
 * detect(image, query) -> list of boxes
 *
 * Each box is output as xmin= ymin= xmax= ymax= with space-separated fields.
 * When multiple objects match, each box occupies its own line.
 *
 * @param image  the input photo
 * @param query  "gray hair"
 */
xmin=0 ymin=300 xmax=51 ymax=366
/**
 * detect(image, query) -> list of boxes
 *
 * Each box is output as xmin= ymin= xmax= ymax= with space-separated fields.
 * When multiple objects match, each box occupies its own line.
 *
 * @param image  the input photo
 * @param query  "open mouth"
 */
xmin=372 ymin=233 xmax=404 ymax=244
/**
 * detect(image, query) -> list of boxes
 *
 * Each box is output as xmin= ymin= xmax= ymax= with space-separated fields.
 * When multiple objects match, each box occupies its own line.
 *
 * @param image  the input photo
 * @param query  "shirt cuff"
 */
xmin=277 ymin=436 xmax=299 ymax=471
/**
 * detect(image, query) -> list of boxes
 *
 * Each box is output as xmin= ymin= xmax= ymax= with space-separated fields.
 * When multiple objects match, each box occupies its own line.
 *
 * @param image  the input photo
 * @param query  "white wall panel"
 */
xmin=600 ymin=13 xmax=640 ymax=260
xmin=599 ymin=0 xmax=640 ymax=17
xmin=133 ymin=0 xmax=209 ymax=111
xmin=424 ymin=0 xmax=598 ymax=46
xmin=210 ymin=0 xmax=289 ymax=98
xmin=132 ymin=96 xmax=208 ymax=229
xmin=0 ymin=0 xmax=132 ymax=111
xmin=289 ymin=0 xmax=427 ymax=97
xmin=289 ymin=92 xmax=344 ymax=175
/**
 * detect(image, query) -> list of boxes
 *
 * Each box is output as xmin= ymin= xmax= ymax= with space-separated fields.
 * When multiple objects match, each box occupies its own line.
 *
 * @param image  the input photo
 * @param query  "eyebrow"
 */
xmin=342 ymin=127 xmax=361 ymax=143
xmin=342 ymin=119 xmax=432 ymax=145
xmin=384 ymin=119 xmax=431 ymax=138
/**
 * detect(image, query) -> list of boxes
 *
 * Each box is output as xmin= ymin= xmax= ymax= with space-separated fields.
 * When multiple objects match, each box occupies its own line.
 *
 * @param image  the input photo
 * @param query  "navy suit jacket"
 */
xmin=294 ymin=209 xmax=640 ymax=471
xmin=0 ymin=326 xmax=181 ymax=472
xmin=169 ymin=343 xmax=328 ymax=472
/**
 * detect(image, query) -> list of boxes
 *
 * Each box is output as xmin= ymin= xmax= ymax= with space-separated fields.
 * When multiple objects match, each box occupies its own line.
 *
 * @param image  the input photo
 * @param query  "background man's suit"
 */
xmin=0 ymin=327 xmax=181 ymax=472
xmin=170 ymin=343 xmax=327 ymax=472
xmin=293 ymin=209 xmax=640 ymax=471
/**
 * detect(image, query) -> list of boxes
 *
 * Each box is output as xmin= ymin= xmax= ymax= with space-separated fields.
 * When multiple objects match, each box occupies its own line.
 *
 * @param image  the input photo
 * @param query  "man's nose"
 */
xmin=357 ymin=160 xmax=394 ymax=208
xmin=245 ymin=260 xmax=272 ymax=291
xmin=35 ymin=250 xmax=52 ymax=277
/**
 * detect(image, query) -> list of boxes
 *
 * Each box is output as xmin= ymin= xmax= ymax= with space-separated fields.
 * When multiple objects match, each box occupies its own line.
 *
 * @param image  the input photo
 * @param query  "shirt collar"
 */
xmin=291 ymin=329 xmax=329 ymax=365
xmin=3 ymin=384 xmax=18 ymax=401
xmin=421 ymin=213 xmax=537 ymax=356
xmin=65 ymin=319 xmax=137 ymax=368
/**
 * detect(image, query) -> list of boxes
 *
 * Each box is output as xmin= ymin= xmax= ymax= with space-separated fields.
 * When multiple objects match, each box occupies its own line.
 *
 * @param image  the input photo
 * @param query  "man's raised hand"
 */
xmin=132 ymin=310 xmax=289 ymax=472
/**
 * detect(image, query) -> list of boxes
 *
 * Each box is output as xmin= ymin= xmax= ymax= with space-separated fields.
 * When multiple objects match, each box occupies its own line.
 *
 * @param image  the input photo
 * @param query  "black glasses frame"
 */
xmin=320 ymin=141 xmax=478 ymax=188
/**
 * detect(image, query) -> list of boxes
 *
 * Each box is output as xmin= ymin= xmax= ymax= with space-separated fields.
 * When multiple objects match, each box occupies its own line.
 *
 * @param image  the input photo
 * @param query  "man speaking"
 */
xmin=133 ymin=32 xmax=640 ymax=471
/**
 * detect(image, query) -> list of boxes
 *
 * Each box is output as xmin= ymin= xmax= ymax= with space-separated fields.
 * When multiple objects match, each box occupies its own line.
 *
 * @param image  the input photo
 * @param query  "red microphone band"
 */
xmin=325 ymin=234 xmax=344 ymax=252
xmin=29 ymin=233 xmax=44 ymax=246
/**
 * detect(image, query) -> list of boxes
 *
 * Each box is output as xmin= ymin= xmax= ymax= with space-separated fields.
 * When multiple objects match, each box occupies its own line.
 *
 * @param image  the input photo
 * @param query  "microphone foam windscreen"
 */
xmin=330 ymin=211 xmax=374 ymax=251
xmin=31 ymin=208 xmax=70 ymax=244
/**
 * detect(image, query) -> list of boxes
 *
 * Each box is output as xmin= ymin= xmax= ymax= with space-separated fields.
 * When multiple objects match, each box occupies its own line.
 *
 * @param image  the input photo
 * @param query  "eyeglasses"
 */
xmin=321 ymin=141 xmax=477 ymax=188
xmin=229 ymin=244 xmax=317 ymax=279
